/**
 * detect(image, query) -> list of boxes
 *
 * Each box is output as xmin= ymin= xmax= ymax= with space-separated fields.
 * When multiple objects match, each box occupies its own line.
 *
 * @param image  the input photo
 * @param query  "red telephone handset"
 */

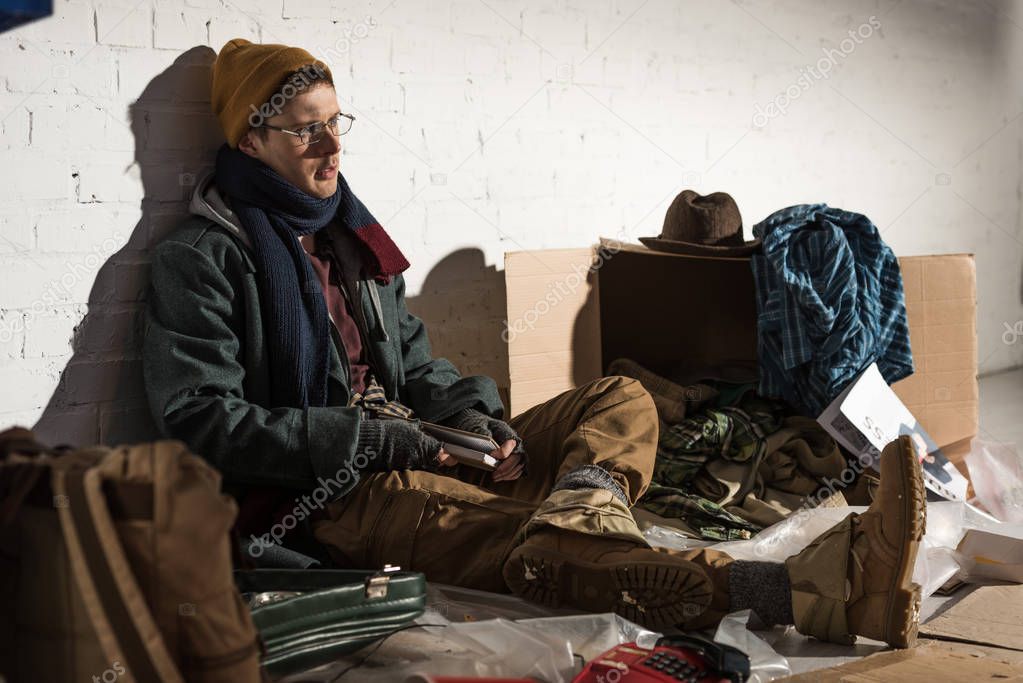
xmin=572 ymin=634 xmax=750 ymax=683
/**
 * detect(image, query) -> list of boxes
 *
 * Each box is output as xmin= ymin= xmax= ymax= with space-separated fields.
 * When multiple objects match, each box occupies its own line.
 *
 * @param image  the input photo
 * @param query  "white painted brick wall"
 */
xmin=0 ymin=0 xmax=1021 ymax=448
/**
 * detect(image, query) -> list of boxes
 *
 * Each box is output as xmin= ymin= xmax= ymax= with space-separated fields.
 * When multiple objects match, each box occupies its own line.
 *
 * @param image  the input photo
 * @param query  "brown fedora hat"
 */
xmin=639 ymin=190 xmax=761 ymax=256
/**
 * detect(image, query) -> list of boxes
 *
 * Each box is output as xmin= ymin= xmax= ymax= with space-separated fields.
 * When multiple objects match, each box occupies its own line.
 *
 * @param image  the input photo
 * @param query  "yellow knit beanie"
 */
xmin=211 ymin=38 xmax=334 ymax=148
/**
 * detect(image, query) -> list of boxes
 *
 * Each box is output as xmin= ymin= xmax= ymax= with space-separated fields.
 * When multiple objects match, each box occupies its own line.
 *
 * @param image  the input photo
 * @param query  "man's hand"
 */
xmin=436 ymin=440 xmax=524 ymax=481
xmin=356 ymin=418 xmax=449 ymax=472
xmin=490 ymin=438 xmax=525 ymax=482
xmin=437 ymin=408 xmax=528 ymax=481
xmin=435 ymin=447 xmax=459 ymax=467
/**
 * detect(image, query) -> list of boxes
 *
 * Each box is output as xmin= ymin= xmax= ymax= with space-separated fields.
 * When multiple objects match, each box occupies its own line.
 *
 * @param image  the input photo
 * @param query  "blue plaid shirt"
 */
xmin=750 ymin=204 xmax=914 ymax=415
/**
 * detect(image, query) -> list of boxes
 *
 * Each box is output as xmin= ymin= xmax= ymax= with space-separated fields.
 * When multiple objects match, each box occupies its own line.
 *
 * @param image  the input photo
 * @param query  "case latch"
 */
xmin=364 ymin=564 xmax=400 ymax=599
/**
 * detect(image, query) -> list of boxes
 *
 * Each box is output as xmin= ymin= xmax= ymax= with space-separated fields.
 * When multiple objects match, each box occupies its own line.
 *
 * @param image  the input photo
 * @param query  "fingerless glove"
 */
xmin=355 ymin=418 xmax=444 ymax=471
xmin=440 ymin=408 xmax=527 ymax=468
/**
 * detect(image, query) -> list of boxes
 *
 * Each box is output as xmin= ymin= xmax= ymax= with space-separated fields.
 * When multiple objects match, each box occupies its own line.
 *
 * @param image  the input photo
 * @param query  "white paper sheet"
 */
xmin=817 ymin=363 xmax=969 ymax=501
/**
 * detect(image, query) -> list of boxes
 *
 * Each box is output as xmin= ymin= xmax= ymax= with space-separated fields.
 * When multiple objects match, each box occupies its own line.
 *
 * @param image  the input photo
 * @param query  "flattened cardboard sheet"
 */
xmin=782 ymin=640 xmax=1023 ymax=681
xmin=920 ymin=584 xmax=1023 ymax=651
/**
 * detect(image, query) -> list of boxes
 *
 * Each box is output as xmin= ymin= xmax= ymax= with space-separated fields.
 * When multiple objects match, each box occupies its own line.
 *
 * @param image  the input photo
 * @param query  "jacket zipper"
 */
xmin=325 ymin=302 xmax=352 ymax=391
xmin=338 ymin=277 xmax=383 ymax=382
xmin=319 ymin=233 xmax=386 ymax=395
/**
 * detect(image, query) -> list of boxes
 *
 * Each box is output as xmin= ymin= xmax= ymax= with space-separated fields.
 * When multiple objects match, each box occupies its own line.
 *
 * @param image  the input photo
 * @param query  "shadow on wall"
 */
xmin=576 ymin=264 xmax=602 ymax=389
xmin=404 ymin=248 xmax=511 ymax=412
xmin=32 ymin=46 xmax=512 ymax=446
xmin=33 ymin=46 xmax=222 ymax=447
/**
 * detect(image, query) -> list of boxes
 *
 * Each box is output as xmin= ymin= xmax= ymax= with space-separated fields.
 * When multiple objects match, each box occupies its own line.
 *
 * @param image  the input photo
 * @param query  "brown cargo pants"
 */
xmin=312 ymin=375 xmax=735 ymax=625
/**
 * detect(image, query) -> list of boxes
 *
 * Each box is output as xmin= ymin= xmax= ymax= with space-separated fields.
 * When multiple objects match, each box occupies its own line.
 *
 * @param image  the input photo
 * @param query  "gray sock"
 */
xmin=729 ymin=561 xmax=795 ymax=626
xmin=552 ymin=464 xmax=629 ymax=505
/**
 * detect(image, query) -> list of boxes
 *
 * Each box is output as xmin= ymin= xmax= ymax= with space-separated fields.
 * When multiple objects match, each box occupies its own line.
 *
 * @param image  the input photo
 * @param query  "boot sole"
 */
xmin=503 ymin=545 xmax=713 ymax=630
xmin=884 ymin=435 xmax=927 ymax=648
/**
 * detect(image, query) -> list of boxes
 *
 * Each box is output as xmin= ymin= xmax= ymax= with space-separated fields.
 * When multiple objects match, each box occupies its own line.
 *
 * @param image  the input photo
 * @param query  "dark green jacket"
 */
xmin=142 ymin=174 xmax=504 ymax=498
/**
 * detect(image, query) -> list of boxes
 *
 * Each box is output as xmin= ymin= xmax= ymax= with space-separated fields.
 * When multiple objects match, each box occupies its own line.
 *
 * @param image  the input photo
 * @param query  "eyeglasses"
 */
xmin=260 ymin=112 xmax=355 ymax=146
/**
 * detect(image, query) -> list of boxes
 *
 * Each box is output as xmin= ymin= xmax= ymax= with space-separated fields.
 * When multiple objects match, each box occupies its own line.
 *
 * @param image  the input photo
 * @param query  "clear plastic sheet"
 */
xmin=644 ymin=500 xmax=1023 ymax=601
xmin=702 ymin=506 xmax=866 ymax=564
xmin=714 ymin=610 xmax=792 ymax=683
xmin=393 ymin=612 xmax=657 ymax=682
xmin=419 ymin=617 xmax=577 ymax=681
xmin=966 ymin=438 xmax=1023 ymax=523
xmin=516 ymin=613 xmax=661 ymax=661
xmin=912 ymin=500 xmax=1023 ymax=593
xmin=278 ymin=591 xmax=660 ymax=682
xmin=426 ymin=582 xmax=581 ymax=622
xmin=278 ymin=584 xmax=793 ymax=682
xmin=642 ymin=523 xmax=714 ymax=551
xmin=278 ymin=615 xmax=577 ymax=681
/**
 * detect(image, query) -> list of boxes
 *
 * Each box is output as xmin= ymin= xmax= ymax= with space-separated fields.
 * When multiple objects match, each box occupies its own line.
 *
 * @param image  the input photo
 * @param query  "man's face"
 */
xmin=238 ymin=83 xmax=342 ymax=199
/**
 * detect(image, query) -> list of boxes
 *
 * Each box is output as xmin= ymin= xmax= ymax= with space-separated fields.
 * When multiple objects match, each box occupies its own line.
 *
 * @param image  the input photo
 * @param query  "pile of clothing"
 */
xmin=750 ymin=204 xmax=914 ymax=416
xmin=631 ymin=191 xmax=914 ymax=539
xmin=608 ymin=358 xmax=863 ymax=541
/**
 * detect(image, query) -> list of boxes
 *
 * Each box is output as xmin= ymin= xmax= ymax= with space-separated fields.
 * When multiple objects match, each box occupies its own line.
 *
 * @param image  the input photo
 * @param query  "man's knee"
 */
xmin=586 ymin=374 xmax=631 ymax=395
xmin=594 ymin=375 xmax=657 ymax=414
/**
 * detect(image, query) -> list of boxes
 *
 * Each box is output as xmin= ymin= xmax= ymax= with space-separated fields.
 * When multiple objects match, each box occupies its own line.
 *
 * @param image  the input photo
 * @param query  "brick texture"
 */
xmin=0 ymin=0 xmax=1021 ymax=446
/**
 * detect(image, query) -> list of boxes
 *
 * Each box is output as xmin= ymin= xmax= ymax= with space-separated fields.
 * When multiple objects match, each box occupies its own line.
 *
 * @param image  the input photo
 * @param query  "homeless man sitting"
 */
xmin=142 ymin=38 xmax=927 ymax=648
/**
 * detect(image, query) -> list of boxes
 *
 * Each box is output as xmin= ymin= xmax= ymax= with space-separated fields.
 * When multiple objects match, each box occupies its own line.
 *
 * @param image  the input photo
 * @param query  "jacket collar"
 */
xmin=189 ymin=171 xmax=253 ymax=250
xmin=189 ymin=171 xmax=379 ymax=280
xmin=189 ymin=171 xmax=390 ymax=340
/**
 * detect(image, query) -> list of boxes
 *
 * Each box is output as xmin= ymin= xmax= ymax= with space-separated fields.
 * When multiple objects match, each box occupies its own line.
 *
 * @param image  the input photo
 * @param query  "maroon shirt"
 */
xmin=298 ymin=231 xmax=371 ymax=395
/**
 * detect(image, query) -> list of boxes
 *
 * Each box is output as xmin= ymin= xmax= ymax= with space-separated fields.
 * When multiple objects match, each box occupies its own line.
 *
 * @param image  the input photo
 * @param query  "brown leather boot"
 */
xmin=785 ymin=435 xmax=927 ymax=647
xmin=502 ymin=525 xmax=714 ymax=629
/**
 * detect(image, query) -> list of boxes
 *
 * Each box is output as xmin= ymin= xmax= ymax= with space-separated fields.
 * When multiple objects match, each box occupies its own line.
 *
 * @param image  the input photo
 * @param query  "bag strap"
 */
xmin=0 ymin=462 xmax=46 ymax=525
xmin=53 ymin=461 xmax=185 ymax=683
xmin=0 ymin=427 xmax=74 ymax=524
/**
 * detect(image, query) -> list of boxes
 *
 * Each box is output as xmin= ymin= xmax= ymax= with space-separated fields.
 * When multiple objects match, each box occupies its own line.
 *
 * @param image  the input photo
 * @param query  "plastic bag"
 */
xmin=402 ymin=613 xmax=658 ymax=682
xmin=713 ymin=610 xmax=791 ymax=683
xmin=966 ymin=438 xmax=1023 ymax=523
xmin=517 ymin=613 xmax=661 ymax=661
xmin=438 ymin=617 xmax=577 ymax=681
xmin=642 ymin=523 xmax=713 ymax=551
xmin=705 ymin=506 xmax=865 ymax=563
xmin=643 ymin=501 xmax=1007 ymax=600
xmin=426 ymin=582 xmax=578 ymax=622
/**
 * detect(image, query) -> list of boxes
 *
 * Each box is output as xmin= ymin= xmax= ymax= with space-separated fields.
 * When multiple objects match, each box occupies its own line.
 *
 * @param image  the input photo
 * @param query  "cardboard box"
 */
xmin=956 ymin=529 xmax=1023 ymax=584
xmin=504 ymin=241 xmax=978 ymax=447
xmin=890 ymin=255 xmax=979 ymax=449
xmin=780 ymin=640 xmax=1023 ymax=681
